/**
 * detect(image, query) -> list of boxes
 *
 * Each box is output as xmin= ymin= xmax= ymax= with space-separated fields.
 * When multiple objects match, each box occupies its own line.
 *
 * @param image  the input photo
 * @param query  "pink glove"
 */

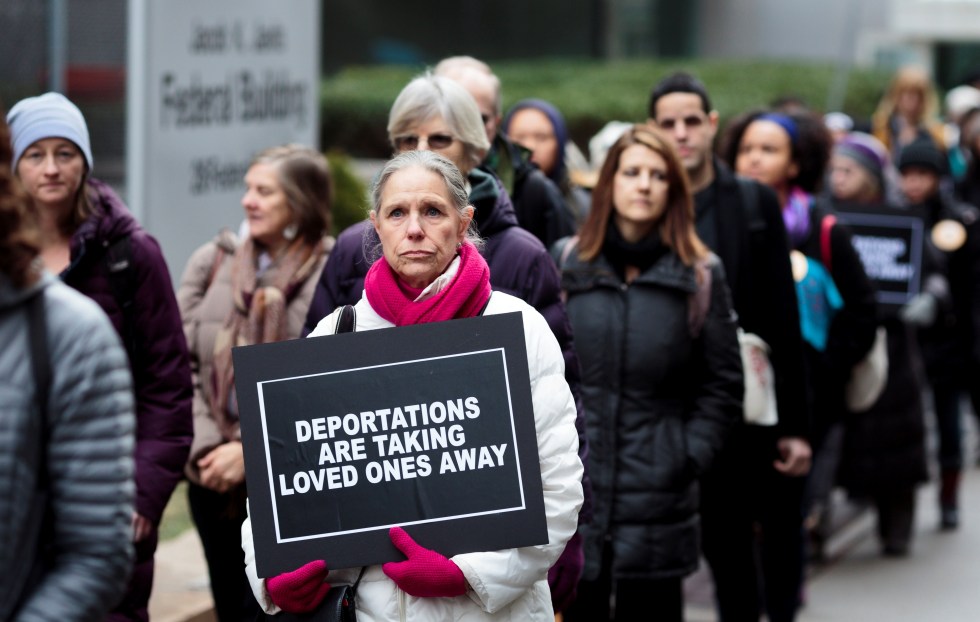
xmin=382 ymin=527 xmax=467 ymax=598
xmin=266 ymin=560 xmax=331 ymax=613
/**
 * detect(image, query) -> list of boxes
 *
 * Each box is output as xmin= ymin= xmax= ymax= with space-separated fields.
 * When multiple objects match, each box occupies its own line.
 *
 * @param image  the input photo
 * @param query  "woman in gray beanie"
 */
xmin=828 ymin=131 xmax=930 ymax=557
xmin=828 ymin=132 xmax=893 ymax=205
xmin=7 ymin=92 xmax=193 ymax=622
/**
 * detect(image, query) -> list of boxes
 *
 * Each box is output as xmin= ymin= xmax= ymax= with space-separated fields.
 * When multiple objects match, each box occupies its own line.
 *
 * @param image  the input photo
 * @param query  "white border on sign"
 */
xmin=254 ymin=348 xmax=526 ymax=543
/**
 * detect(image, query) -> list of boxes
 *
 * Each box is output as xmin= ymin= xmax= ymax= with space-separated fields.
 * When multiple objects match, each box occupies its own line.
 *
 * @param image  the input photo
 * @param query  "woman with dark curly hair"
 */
xmin=720 ymin=109 xmax=877 ymax=619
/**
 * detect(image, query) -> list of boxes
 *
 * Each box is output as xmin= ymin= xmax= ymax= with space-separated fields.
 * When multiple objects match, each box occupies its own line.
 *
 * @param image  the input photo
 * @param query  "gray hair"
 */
xmin=387 ymin=73 xmax=490 ymax=172
xmin=433 ymin=55 xmax=502 ymax=117
xmin=364 ymin=150 xmax=483 ymax=263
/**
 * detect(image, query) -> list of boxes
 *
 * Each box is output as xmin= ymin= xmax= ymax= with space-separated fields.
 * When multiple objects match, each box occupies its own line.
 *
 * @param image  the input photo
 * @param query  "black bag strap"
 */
xmin=335 ymin=305 xmax=356 ymax=334
xmin=350 ymin=565 xmax=367 ymax=598
xmin=688 ymin=258 xmax=713 ymax=339
xmin=735 ymin=176 xmax=764 ymax=232
xmin=16 ymin=288 xmax=55 ymax=617
xmin=105 ymin=235 xmax=137 ymax=357
xmin=28 ymin=291 xmax=51 ymax=431
xmin=553 ymin=235 xmax=580 ymax=270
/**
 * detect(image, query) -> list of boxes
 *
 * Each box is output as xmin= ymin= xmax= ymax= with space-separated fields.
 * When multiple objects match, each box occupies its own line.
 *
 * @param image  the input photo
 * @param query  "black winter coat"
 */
xmin=831 ymin=201 xmax=929 ymax=495
xmin=697 ymin=162 xmax=809 ymax=440
xmin=484 ymin=133 xmax=576 ymax=250
xmin=916 ymin=193 xmax=980 ymax=381
xmin=838 ymin=318 xmax=929 ymax=494
xmin=796 ymin=200 xmax=878 ymax=440
xmin=562 ymin=246 xmax=742 ymax=581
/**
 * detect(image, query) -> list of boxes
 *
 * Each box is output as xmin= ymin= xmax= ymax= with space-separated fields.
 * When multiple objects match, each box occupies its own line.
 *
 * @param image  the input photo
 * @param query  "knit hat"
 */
xmin=502 ymin=98 xmax=568 ymax=185
xmin=6 ymin=92 xmax=93 ymax=171
xmin=944 ymin=85 xmax=980 ymax=122
xmin=897 ymin=138 xmax=946 ymax=175
xmin=823 ymin=111 xmax=854 ymax=133
xmin=835 ymin=132 xmax=888 ymax=190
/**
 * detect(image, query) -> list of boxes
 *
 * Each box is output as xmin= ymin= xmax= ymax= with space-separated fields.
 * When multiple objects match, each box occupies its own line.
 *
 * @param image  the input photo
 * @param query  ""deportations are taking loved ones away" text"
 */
xmin=277 ymin=395 xmax=509 ymax=496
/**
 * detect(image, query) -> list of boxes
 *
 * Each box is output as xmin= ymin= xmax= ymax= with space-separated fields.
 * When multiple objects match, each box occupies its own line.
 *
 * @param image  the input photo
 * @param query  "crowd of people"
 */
xmin=2 ymin=56 xmax=979 ymax=622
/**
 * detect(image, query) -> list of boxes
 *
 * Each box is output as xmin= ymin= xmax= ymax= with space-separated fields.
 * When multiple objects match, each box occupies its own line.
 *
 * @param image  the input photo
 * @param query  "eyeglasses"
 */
xmin=393 ymin=133 xmax=455 ymax=151
xmin=657 ymin=115 xmax=706 ymax=131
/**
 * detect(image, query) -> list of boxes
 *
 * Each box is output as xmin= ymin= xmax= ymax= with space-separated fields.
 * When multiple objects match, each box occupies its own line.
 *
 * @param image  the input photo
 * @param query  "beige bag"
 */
xmin=739 ymin=329 xmax=778 ymax=425
xmin=846 ymin=326 xmax=888 ymax=412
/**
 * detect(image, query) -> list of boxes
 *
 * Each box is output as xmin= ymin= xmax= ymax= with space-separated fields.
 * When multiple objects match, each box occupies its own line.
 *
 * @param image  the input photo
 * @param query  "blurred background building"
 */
xmin=2 ymin=0 xmax=980 ymax=187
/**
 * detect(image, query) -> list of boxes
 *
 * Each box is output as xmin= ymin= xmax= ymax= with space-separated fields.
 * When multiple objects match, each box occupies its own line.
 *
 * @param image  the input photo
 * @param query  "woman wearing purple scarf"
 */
xmin=720 ymin=109 xmax=877 ymax=621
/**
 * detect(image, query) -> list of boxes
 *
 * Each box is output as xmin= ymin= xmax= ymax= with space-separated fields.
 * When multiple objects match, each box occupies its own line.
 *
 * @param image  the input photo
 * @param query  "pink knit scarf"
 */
xmin=365 ymin=241 xmax=491 ymax=326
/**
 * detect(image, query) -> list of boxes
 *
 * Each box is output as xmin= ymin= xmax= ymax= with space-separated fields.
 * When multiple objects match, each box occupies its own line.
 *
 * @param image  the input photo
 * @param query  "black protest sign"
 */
xmin=233 ymin=311 xmax=547 ymax=577
xmin=836 ymin=206 xmax=926 ymax=312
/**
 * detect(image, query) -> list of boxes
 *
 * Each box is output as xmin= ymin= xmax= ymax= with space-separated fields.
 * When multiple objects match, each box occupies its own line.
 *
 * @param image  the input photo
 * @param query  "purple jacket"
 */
xmin=63 ymin=179 xmax=193 ymax=527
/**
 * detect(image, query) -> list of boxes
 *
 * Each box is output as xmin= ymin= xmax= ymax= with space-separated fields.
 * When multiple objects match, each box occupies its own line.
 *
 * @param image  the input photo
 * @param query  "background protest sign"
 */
xmin=233 ymin=312 xmax=547 ymax=577
xmin=836 ymin=205 xmax=926 ymax=312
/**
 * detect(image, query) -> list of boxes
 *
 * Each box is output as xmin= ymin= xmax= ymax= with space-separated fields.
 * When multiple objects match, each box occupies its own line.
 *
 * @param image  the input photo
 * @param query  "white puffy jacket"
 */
xmin=242 ymin=291 xmax=583 ymax=621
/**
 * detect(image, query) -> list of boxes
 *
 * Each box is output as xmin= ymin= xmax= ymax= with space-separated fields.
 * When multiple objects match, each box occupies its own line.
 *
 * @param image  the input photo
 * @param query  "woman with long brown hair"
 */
xmin=559 ymin=124 xmax=742 ymax=621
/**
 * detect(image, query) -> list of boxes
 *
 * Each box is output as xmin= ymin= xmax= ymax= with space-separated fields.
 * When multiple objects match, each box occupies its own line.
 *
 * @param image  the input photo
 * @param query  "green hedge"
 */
xmin=321 ymin=58 xmax=893 ymax=158
xmin=325 ymin=150 xmax=370 ymax=234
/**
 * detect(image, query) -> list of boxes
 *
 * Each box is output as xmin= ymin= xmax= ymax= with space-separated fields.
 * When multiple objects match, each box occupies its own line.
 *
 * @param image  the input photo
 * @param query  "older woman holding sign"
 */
xmin=241 ymin=150 xmax=583 ymax=620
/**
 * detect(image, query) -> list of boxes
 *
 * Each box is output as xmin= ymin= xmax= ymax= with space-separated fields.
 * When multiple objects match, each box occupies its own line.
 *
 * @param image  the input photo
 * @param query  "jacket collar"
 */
xmin=0 ymin=270 xmax=52 ymax=312
xmin=562 ymin=245 xmax=698 ymax=294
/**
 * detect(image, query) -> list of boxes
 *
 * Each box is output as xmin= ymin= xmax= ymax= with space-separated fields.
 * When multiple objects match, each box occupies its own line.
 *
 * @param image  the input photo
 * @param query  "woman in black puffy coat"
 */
xmin=829 ymin=132 xmax=929 ymax=555
xmin=560 ymin=124 xmax=742 ymax=622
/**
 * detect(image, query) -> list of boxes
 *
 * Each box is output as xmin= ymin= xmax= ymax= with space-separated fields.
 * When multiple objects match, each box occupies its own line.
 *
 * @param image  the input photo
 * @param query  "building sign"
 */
xmin=127 ymin=0 xmax=319 ymax=281
xmin=233 ymin=313 xmax=548 ymax=577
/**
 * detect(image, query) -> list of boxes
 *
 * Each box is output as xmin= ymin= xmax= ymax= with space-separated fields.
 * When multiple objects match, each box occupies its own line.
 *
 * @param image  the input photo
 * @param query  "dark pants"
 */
xmin=700 ymin=427 xmax=805 ymax=622
xmin=931 ymin=380 xmax=963 ymax=471
xmin=970 ymin=370 xmax=980 ymax=454
xmin=565 ymin=541 xmax=683 ymax=622
xmin=106 ymin=533 xmax=157 ymax=622
xmin=188 ymin=482 xmax=261 ymax=622
xmin=875 ymin=486 xmax=916 ymax=553
xmin=803 ymin=422 xmax=844 ymax=547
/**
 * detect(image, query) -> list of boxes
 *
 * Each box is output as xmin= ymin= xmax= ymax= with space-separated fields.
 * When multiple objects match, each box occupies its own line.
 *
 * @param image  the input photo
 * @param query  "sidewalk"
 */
xmin=148 ymin=529 xmax=214 ymax=622
xmin=150 ymin=460 xmax=980 ymax=621
xmin=683 ymin=462 xmax=980 ymax=621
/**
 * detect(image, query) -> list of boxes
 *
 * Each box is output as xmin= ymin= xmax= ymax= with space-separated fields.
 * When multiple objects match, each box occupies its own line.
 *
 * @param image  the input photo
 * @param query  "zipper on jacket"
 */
xmin=398 ymin=587 xmax=406 ymax=622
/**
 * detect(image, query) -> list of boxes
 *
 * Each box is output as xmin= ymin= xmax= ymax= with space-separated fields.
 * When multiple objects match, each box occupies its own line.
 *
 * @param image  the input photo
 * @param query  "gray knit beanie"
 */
xmin=6 ymin=92 xmax=93 ymax=171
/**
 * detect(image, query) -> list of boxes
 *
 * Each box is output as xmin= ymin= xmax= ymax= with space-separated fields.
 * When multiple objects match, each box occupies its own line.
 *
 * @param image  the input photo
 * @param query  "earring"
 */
xmin=283 ymin=223 xmax=298 ymax=241
xmin=457 ymin=241 xmax=463 ymax=250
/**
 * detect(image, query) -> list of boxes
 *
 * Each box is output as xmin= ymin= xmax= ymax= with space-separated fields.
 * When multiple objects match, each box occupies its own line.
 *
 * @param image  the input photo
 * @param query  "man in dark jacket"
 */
xmin=649 ymin=72 xmax=811 ymax=622
xmin=898 ymin=138 xmax=980 ymax=530
xmin=433 ymin=56 xmax=576 ymax=249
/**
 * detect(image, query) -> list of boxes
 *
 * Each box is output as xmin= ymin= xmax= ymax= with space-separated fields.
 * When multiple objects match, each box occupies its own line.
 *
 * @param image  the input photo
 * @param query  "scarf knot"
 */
xmin=364 ymin=241 xmax=492 ymax=326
